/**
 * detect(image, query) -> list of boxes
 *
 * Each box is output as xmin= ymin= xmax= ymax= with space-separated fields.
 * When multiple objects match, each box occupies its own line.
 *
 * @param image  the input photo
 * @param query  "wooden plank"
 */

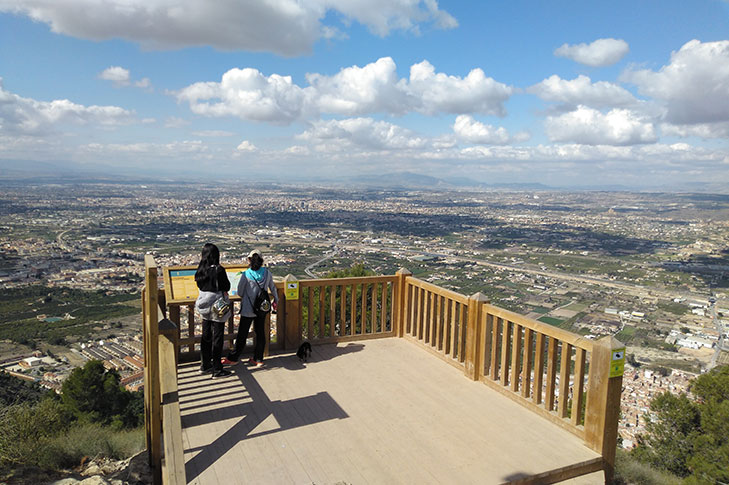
xmin=405 ymin=277 xmax=470 ymax=304
xmin=545 ymin=337 xmax=559 ymax=412
xmin=318 ymin=285 xmax=325 ymax=338
xmin=444 ymin=298 xmax=453 ymax=357
xmin=502 ymin=457 xmax=604 ymax=484
xmin=533 ymin=333 xmax=545 ymax=405
xmin=380 ymin=283 xmax=388 ymax=333
xmin=500 ymin=320 xmax=510 ymax=386
xmin=458 ymin=302 xmax=467 ymax=363
xmin=522 ymin=328 xmax=534 ymax=399
xmin=427 ymin=290 xmax=435 ymax=345
xmin=159 ymin=332 xmax=185 ymax=485
xmin=435 ymin=294 xmax=443 ymax=351
xmin=490 ymin=316 xmax=500 ymax=380
xmin=371 ymin=282 xmax=378 ymax=334
xmin=307 ymin=287 xmax=314 ymax=340
xmin=300 ymin=275 xmax=396 ymax=286
xmin=415 ymin=287 xmax=423 ymax=340
xmin=510 ymin=324 xmax=522 ymax=392
xmin=187 ymin=304 xmax=195 ymax=353
xmin=350 ymin=284 xmax=356 ymax=336
xmin=330 ymin=285 xmax=336 ymax=337
xmin=558 ymin=343 xmax=573 ymax=418
xmin=339 ymin=285 xmax=346 ymax=337
xmin=361 ymin=283 xmax=368 ymax=334
xmin=571 ymin=347 xmax=586 ymax=427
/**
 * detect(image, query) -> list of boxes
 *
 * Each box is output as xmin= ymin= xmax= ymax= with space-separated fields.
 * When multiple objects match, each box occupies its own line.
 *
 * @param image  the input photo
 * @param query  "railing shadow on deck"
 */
xmin=143 ymin=258 xmax=623 ymax=485
xmin=177 ymin=360 xmax=348 ymax=482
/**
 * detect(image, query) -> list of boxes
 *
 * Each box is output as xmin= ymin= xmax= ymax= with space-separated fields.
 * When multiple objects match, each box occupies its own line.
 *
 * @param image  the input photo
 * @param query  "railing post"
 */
xmin=143 ymin=254 xmax=162 ymax=485
xmin=584 ymin=336 xmax=624 ymax=484
xmin=283 ymin=274 xmax=301 ymax=350
xmin=464 ymin=292 xmax=489 ymax=381
xmin=395 ymin=268 xmax=412 ymax=338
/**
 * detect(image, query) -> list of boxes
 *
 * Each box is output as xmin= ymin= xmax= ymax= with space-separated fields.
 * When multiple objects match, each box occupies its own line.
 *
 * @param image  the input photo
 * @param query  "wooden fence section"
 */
xmin=298 ymin=275 xmax=397 ymax=344
xmin=401 ymin=276 xmax=471 ymax=366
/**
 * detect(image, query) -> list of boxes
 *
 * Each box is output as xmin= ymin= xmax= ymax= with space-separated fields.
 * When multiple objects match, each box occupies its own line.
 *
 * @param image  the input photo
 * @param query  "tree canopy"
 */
xmin=632 ymin=365 xmax=729 ymax=484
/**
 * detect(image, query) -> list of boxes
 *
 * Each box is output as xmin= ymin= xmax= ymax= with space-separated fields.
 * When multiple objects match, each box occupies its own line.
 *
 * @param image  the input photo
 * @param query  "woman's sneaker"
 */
xmin=199 ymin=366 xmax=213 ymax=375
xmin=221 ymin=358 xmax=238 ymax=366
xmin=211 ymin=369 xmax=233 ymax=379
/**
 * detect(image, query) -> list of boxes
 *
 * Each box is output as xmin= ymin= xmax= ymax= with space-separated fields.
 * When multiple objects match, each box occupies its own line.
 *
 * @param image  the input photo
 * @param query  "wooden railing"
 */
xmin=143 ymin=264 xmax=622 ymax=483
xmin=142 ymin=255 xmax=185 ymax=485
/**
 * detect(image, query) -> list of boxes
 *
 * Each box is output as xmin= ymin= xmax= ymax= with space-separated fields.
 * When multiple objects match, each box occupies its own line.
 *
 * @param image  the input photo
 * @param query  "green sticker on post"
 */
xmin=610 ymin=347 xmax=626 ymax=378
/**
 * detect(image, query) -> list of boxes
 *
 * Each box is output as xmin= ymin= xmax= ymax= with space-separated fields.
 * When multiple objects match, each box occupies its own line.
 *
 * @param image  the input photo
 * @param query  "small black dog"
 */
xmin=297 ymin=341 xmax=312 ymax=362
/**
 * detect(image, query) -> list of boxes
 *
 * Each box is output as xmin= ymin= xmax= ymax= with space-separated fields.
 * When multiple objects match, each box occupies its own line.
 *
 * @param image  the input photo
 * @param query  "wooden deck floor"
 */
xmin=177 ymin=338 xmax=603 ymax=484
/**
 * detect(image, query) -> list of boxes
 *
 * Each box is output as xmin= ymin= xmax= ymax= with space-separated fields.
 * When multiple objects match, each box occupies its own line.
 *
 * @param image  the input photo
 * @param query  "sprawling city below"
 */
xmin=1 ymin=180 xmax=728 ymax=448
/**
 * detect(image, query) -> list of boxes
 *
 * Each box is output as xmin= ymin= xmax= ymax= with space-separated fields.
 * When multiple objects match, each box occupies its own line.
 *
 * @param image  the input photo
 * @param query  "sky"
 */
xmin=1 ymin=0 xmax=729 ymax=188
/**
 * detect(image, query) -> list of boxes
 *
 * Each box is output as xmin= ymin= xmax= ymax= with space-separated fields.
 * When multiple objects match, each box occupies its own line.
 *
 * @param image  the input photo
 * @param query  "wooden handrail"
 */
xmin=159 ymin=319 xmax=185 ymax=485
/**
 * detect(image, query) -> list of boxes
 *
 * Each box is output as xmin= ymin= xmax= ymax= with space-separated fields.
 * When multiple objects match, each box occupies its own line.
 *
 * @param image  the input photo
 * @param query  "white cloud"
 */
xmin=453 ymin=115 xmax=512 ymax=145
xmin=177 ymin=68 xmax=311 ymax=123
xmin=0 ymin=0 xmax=455 ymax=56
xmin=135 ymin=77 xmax=152 ymax=89
xmin=307 ymin=57 xmax=409 ymax=115
xmin=164 ymin=117 xmax=190 ymax=128
xmin=192 ymin=130 xmax=235 ymax=137
xmin=622 ymin=40 xmax=729 ymax=130
xmin=528 ymin=75 xmax=636 ymax=109
xmin=297 ymin=117 xmax=428 ymax=151
xmin=0 ymin=78 xmax=135 ymax=135
xmin=99 ymin=66 xmax=130 ymax=85
xmin=407 ymin=60 xmax=512 ymax=116
xmin=178 ymin=58 xmax=512 ymax=122
xmin=554 ymin=38 xmax=629 ymax=67
xmin=544 ymin=105 xmax=657 ymax=145
xmin=660 ymin=122 xmax=729 ymax=139
xmin=236 ymin=140 xmax=257 ymax=152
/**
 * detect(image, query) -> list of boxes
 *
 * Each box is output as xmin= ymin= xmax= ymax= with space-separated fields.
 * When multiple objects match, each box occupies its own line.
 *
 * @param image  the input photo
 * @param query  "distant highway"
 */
xmin=304 ymin=247 xmax=341 ymax=278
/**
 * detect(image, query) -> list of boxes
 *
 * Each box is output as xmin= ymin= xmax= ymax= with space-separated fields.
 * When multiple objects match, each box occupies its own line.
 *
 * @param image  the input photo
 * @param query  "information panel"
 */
xmin=164 ymin=265 xmax=248 ymax=304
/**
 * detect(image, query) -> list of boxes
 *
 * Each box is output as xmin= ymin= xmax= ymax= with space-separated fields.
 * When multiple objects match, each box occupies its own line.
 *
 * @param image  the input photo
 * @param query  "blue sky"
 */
xmin=1 ymin=0 xmax=729 ymax=188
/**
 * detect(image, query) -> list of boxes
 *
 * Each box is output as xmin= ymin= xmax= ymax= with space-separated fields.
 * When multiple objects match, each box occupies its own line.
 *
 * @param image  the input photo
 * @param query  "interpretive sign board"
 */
xmin=285 ymin=281 xmax=299 ymax=300
xmin=163 ymin=265 xmax=248 ymax=304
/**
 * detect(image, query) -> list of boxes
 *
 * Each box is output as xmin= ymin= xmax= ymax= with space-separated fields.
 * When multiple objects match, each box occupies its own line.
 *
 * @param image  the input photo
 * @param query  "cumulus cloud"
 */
xmin=236 ymin=140 xmax=257 ymax=152
xmin=528 ymin=75 xmax=636 ymax=109
xmin=545 ymin=105 xmax=657 ymax=145
xmin=177 ymin=68 xmax=311 ymax=123
xmin=99 ymin=66 xmax=130 ymax=85
xmin=307 ymin=57 xmax=410 ymax=115
xmin=0 ymin=78 xmax=135 ymax=135
xmin=407 ymin=60 xmax=512 ymax=116
xmin=0 ymin=0 xmax=456 ymax=56
xmin=297 ymin=117 xmax=428 ymax=151
xmin=178 ymin=58 xmax=512 ymax=122
xmin=554 ymin=38 xmax=629 ymax=67
xmin=453 ymin=115 xmax=512 ymax=145
xmin=622 ymin=40 xmax=729 ymax=131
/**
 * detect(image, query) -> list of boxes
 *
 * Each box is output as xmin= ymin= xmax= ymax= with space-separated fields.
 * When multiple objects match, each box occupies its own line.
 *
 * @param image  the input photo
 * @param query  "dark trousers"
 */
xmin=201 ymin=319 xmax=225 ymax=372
xmin=229 ymin=314 xmax=266 ymax=362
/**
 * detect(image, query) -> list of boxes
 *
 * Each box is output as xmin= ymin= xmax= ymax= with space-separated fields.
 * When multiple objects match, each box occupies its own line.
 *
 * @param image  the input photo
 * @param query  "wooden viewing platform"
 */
xmin=178 ymin=338 xmax=603 ymax=484
xmin=141 ymin=256 xmax=623 ymax=484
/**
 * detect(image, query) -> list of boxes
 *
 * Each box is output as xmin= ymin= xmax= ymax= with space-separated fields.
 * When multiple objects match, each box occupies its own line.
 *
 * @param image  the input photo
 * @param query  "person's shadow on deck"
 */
xmin=180 ymin=359 xmax=350 ymax=482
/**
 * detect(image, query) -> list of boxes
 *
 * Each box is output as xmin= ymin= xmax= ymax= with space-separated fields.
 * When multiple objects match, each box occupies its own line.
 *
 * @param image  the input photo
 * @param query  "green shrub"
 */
xmin=42 ymin=423 xmax=144 ymax=470
xmin=615 ymin=449 xmax=683 ymax=485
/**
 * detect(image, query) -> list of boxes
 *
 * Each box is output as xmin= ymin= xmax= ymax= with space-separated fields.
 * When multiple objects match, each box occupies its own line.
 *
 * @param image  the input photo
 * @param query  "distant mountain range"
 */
xmin=1 ymin=159 xmax=727 ymax=194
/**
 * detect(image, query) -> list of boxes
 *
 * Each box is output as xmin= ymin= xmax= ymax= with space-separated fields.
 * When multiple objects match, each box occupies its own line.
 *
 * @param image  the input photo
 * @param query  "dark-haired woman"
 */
xmin=226 ymin=248 xmax=278 ymax=367
xmin=194 ymin=243 xmax=232 ymax=379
